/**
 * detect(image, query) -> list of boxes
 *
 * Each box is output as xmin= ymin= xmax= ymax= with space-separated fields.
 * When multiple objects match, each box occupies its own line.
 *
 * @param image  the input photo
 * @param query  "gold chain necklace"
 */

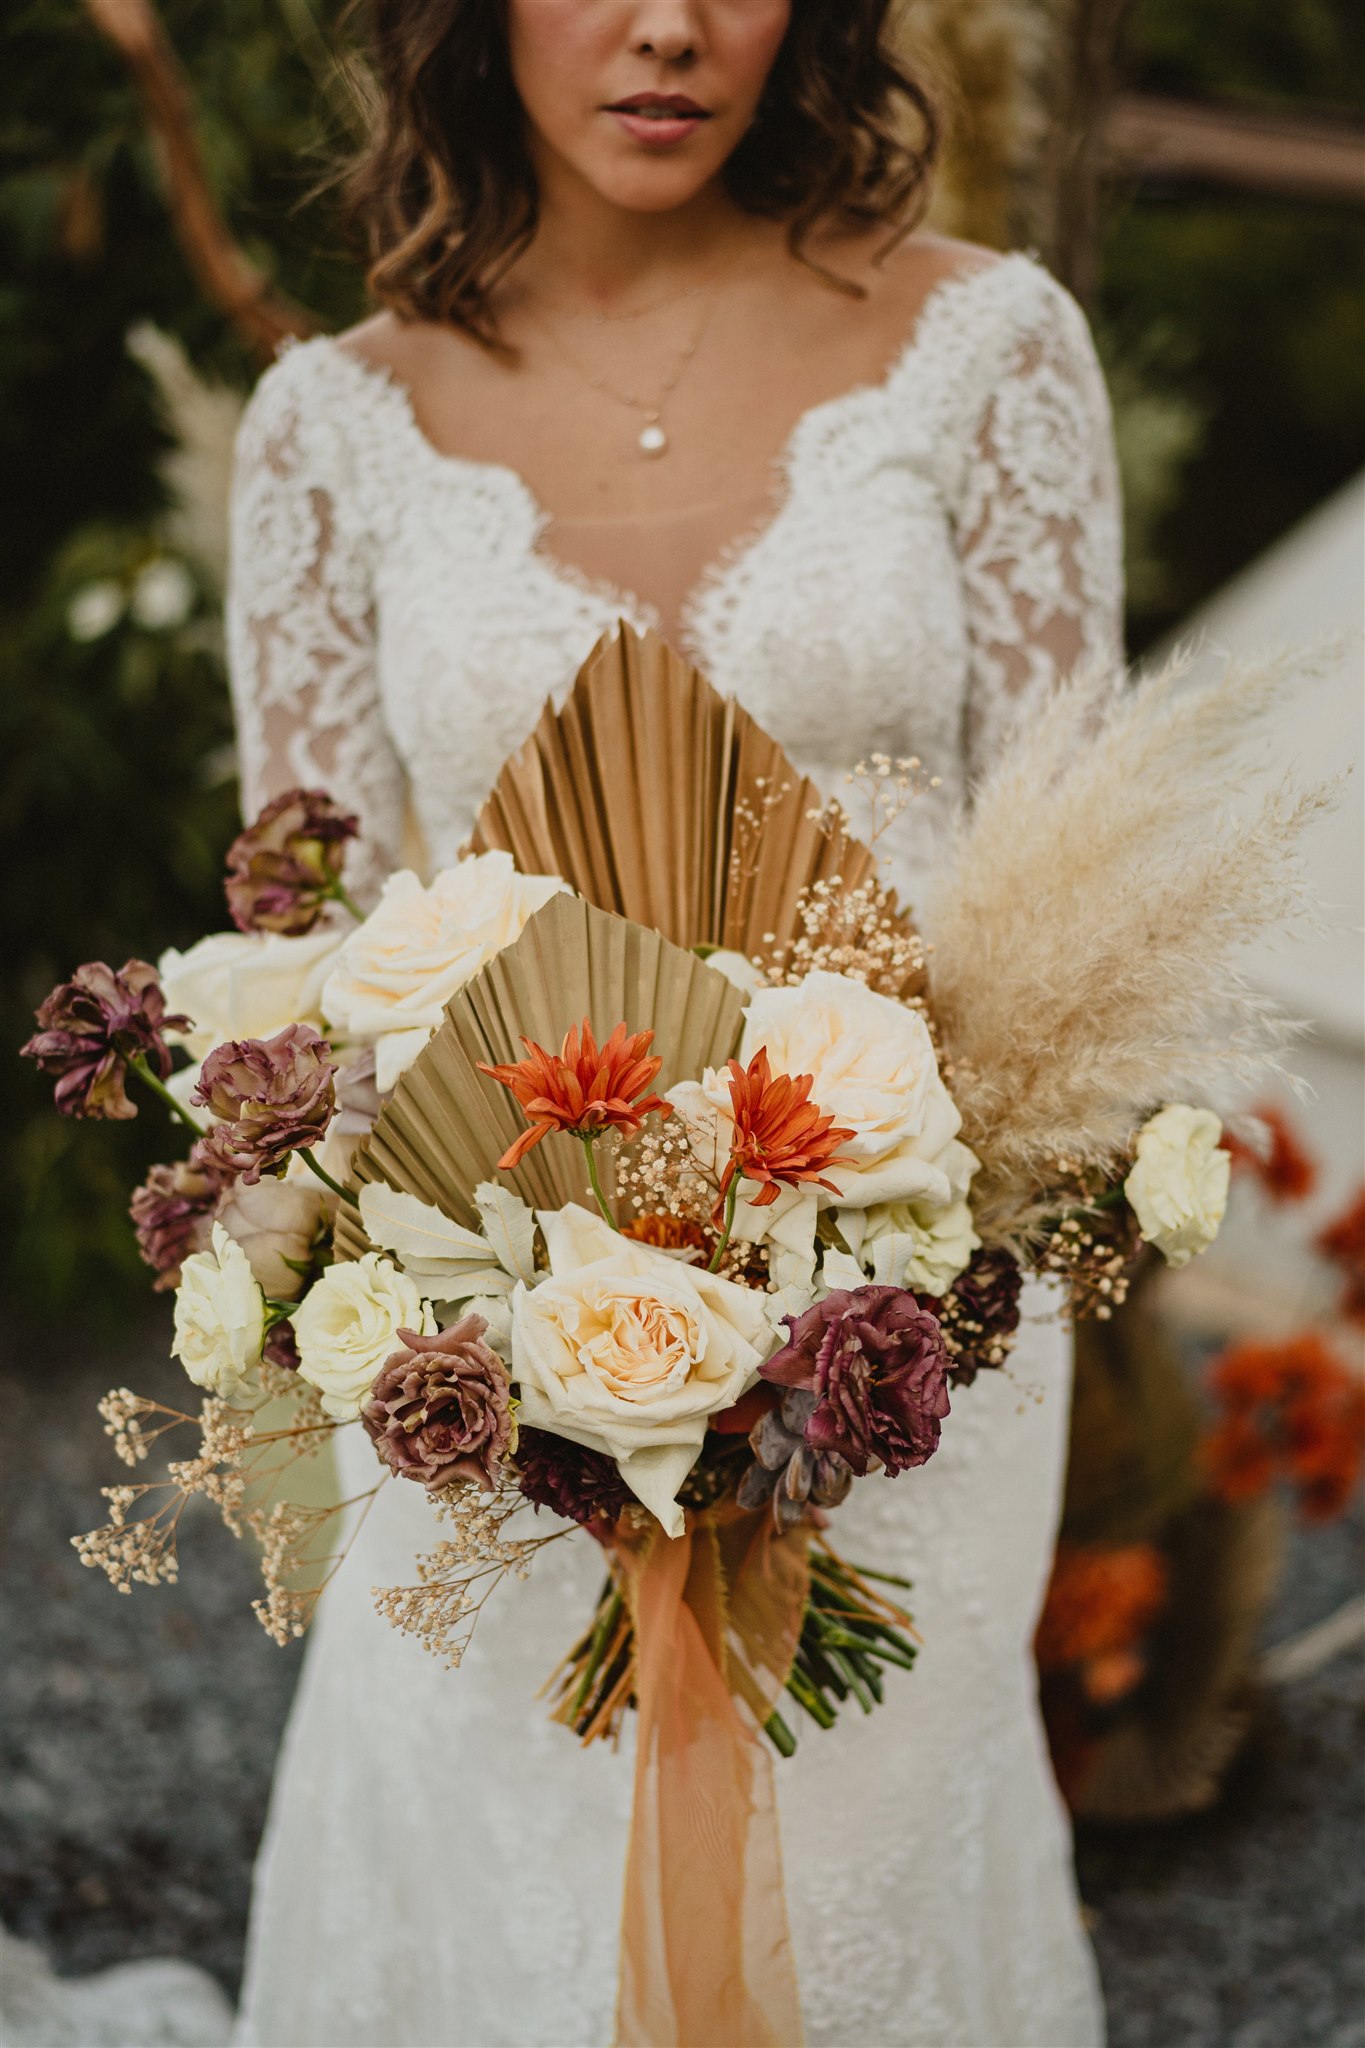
xmin=527 ymin=275 xmax=725 ymax=460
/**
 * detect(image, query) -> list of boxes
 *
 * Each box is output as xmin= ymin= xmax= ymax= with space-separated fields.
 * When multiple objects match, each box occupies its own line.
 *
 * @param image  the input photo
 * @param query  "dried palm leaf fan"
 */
xmin=333 ymin=891 xmax=744 ymax=1263
xmin=465 ymin=620 xmax=925 ymax=992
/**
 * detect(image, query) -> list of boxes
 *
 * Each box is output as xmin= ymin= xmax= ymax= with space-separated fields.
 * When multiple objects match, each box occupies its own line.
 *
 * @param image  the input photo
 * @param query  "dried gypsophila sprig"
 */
xmin=77 ymin=1366 xmax=342 ymax=1611
xmin=372 ymin=1484 xmax=569 ymax=1670
xmin=248 ymin=1484 xmax=386 ymax=1645
xmin=615 ymin=1116 xmax=775 ymax=1289
xmin=74 ymin=1395 xmax=257 ymax=1592
xmin=843 ymin=752 xmax=941 ymax=851
xmin=755 ymin=871 xmax=931 ymax=1009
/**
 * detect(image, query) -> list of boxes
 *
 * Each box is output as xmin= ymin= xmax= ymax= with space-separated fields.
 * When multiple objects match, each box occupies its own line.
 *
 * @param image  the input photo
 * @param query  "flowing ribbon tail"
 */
xmin=614 ymin=1506 xmax=810 ymax=2048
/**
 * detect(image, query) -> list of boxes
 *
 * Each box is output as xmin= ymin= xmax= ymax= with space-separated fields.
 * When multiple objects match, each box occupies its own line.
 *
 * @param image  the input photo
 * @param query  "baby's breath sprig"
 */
xmin=372 ymin=1487 xmax=568 ymax=1669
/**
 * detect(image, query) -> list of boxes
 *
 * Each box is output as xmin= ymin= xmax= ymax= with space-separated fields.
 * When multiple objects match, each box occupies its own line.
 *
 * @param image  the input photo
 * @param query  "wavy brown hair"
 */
xmin=341 ymin=0 xmax=941 ymax=352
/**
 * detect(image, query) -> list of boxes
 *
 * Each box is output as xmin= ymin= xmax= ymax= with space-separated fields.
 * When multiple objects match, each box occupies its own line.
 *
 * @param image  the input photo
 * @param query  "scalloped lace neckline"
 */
xmin=315 ymin=254 xmax=1030 ymax=662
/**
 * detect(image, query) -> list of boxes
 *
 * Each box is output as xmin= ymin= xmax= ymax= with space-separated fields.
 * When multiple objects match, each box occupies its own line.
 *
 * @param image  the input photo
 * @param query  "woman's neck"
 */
xmin=509 ymin=147 xmax=766 ymax=314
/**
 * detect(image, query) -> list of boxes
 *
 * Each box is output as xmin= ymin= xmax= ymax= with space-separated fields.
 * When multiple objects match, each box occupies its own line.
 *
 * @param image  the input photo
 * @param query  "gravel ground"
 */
xmin=2 ymin=1305 xmax=1362 ymax=2046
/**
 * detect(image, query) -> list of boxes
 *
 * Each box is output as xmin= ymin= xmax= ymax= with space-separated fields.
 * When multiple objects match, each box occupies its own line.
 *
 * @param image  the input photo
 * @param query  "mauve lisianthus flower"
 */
xmin=762 ymin=1283 xmax=950 ymax=1478
xmin=22 ymin=959 xmax=188 ymax=1119
xmin=130 ymin=1142 xmax=228 ymax=1290
xmin=361 ymin=1316 xmax=513 ymax=1493
xmin=194 ymin=1023 xmax=336 ymax=1183
xmin=514 ymin=1427 xmax=631 ymax=1527
xmin=224 ymin=787 xmax=359 ymax=936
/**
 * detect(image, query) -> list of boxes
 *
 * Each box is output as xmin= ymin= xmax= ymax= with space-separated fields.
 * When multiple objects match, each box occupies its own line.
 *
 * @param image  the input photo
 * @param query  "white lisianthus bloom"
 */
xmin=511 ymin=1206 xmax=773 ymax=1538
xmin=294 ymin=1254 xmax=434 ymax=1421
xmin=172 ymin=1223 xmax=266 ymax=1396
xmin=321 ymin=853 xmax=566 ymax=1094
xmin=158 ymin=927 xmax=344 ymax=1062
xmin=738 ymin=971 xmax=966 ymax=1214
xmin=860 ymin=1196 xmax=981 ymax=1296
xmin=1125 ymin=1104 xmax=1230 ymax=1268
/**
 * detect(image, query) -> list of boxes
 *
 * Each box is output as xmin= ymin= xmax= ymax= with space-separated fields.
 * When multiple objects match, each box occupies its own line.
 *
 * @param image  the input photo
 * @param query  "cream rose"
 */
xmin=738 ymin=971 xmax=968 ymax=1213
xmin=294 ymin=1253 xmax=434 ymax=1421
xmin=159 ymin=927 xmax=344 ymax=1062
xmin=511 ymin=1206 xmax=773 ymax=1537
xmin=172 ymin=1223 xmax=265 ymax=1397
xmin=1125 ymin=1104 xmax=1229 ymax=1268
xmin=216 ymin=1175 xmax=327 ymax=1301
xmin=321 ymin=853 xmax=566 ymax=1094
xmin=859 ymin=1196 xmax=981 ymax=1296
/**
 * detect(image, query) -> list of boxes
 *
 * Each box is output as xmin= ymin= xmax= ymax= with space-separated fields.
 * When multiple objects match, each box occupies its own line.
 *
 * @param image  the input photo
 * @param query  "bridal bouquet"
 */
xmin=26 ymin=625 xmax=1331 ymax=2046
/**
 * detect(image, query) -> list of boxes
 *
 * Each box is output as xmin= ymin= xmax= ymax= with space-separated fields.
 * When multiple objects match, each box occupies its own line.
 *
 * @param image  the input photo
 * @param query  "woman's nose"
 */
xmin=628 ymin=1 xmax=704 ymax=63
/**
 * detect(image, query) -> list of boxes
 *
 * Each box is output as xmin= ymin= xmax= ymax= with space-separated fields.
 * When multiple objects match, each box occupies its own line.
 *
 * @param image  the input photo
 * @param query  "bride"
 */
xmin=227 ymin=1 xmax=1120 ymax=2042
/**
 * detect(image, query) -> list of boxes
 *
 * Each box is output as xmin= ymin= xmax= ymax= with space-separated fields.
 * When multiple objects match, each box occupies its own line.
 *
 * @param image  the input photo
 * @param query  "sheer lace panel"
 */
xmin=955 ymin=291 xmax=1124 ymax=788
xmin=227 ymin=364 xmax=407 ymax=902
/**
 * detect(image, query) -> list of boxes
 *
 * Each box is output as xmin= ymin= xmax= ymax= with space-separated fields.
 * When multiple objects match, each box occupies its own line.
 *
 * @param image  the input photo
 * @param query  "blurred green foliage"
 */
xmin=1 ymin=0 xmax=1362 ymax=1324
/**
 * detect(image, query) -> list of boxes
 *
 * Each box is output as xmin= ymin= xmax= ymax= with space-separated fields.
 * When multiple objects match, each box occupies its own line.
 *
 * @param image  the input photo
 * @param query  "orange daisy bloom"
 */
xmin=716 ymin=1047 xmax=854 ymax=1216
xmin=478 ymin=1019 xmax=670 ymax=1170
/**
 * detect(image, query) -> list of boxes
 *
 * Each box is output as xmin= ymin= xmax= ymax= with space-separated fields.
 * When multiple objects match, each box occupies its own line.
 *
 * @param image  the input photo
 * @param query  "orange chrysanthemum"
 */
xmin=620 ymin=1212 xmax=708 ymax=1255
xmin=715 ymin=1047 xmax=854 ymax=1218
xmin=478 ymin=1019 xmax=670 ymax=1170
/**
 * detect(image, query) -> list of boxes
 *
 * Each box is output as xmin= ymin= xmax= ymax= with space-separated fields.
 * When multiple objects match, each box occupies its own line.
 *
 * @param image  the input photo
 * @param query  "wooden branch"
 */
xmin=82 ymin=0 xmax=320 ymax=358
xmin=1104 ymin=93 xmax=1365 ymax=204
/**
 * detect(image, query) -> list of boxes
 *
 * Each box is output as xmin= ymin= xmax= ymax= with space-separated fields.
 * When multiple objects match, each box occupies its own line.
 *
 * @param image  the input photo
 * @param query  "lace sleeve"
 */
xmin=225 ymin=344 xmax=406 ymax=902
xmin=954 ymin=267 xmax=1125 ymax=788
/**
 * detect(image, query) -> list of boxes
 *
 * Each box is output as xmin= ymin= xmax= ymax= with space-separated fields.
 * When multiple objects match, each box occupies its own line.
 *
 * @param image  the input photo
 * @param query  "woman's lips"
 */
xmin=606 ymin=100 xmax=712 ymax=149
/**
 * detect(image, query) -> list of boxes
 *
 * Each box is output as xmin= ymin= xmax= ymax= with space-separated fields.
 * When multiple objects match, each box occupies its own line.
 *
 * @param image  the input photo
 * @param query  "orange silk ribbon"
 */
xmin=611 ymin=1502 xmax=811 ymax=2048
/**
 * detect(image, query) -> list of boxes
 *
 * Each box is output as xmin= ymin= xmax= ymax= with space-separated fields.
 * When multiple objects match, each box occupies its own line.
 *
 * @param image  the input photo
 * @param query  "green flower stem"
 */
xmin=129 ymin=1055 xmax=205 ymax=1138
xmin=763 ymin=1707 xmax=797 ymax=1758
xmin=328 ymin=879 xmax=366 ymax=924
xmin=707 ymin=1179 xmax=740 ymax=1273
xmin=580 ymin=1135 xmax=616 ymax=1230
xmin=301 ymin=1147 xmax=360 ymax=1208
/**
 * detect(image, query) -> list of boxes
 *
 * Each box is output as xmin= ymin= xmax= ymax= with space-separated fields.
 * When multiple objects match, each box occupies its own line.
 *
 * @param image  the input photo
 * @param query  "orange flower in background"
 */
xmin=716 ymin=1048 xmax=854 ymax=1217
xmin=1035 ymin=1542 xmax=1170 ymax=1700
xmin=1221 ymin=1101 xmax=1318 ymax=1204
xmin=1201 ymin=1329 xmax=1365 ymax=1522
xmin=479 ymin=1019 xmax=670 ymax=1169
xmin=1316 ymin=1185 xmax=1365 ymax=1326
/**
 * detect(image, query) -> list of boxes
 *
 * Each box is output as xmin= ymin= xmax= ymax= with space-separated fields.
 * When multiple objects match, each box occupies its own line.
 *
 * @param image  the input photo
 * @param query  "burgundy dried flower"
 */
xmin=263 ymin=1319 xmax=301 ymax=1372
xmin=194 ymin=1023 xmax=336 ymax=1183
xmin=762 ymin=1283 xmax=950 ymax=1478
xmin=934 ymin=1246 xmax=1023 ymax=1386
xmin=514 ymin=1427 xmax=631 ymax=1526
xmin=361 ymin=1317 xmax=513 ymax=1492
xmin=737 ymin=1387 xmax=853 ymax=1532
xmin=130 ymin=1141 xmax=228 ymax=1290
xmin=22 ymin=959 xmax=188 ymax=1119
xmin=225 ymin=787 xmax=359 ymax=936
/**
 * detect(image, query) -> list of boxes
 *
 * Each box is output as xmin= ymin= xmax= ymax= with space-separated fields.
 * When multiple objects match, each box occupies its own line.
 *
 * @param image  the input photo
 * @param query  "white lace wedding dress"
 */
xmin=225 ymin=251 xmax=1121 ymax=2048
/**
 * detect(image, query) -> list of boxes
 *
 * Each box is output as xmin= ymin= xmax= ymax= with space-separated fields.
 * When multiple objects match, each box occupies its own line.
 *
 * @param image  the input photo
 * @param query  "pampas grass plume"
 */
xmin=925 ymin=648 xmax=1342 ymax=1241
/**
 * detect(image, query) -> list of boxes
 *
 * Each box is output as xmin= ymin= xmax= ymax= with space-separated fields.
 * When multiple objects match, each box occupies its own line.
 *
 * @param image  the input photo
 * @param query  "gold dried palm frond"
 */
xmin=465 ymin=621 xmax=924 ymax=992
xmin=333 ymin=891 xmax=744 ymax=1262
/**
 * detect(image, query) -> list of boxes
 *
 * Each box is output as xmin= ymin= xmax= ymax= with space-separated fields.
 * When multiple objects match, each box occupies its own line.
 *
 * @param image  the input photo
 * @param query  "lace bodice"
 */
xmin=227 ymin=252 xmax=1120 ymax=2048
xmin=227 ymin=252 xmax=1121 ymax=903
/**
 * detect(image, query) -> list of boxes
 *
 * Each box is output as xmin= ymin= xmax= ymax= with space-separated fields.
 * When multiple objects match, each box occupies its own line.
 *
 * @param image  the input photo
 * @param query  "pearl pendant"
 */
xmin=638 ymin=420 xmax=668 ymax=457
